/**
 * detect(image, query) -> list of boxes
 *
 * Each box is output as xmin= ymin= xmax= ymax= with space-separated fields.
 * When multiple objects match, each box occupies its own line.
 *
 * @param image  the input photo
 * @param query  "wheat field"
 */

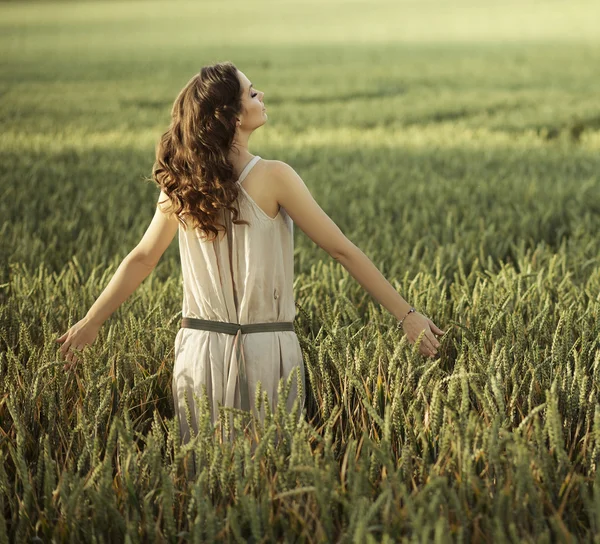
xmin=1 ymin=0 xmax=600 ymax=541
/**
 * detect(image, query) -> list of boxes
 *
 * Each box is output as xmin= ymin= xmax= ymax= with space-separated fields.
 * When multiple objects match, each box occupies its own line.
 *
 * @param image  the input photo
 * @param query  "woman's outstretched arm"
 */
xmin=271 ymin=160 xmax=444 ymax=358
xmin=56 ymin=190 xmax=180 ymax=367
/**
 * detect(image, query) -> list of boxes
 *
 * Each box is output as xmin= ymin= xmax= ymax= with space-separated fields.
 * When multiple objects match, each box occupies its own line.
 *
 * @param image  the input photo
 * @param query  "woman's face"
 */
xmin=237 ymin=70 xmax=267 ymax=131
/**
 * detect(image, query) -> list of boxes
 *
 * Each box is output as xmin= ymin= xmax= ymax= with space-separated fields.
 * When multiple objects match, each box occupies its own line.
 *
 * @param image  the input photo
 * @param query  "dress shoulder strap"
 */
xmin=236 ymin=156 xmax=262 ymax=184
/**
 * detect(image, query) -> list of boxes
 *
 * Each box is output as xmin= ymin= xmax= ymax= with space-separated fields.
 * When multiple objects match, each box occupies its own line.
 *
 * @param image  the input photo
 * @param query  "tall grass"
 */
xmin=1 ymin=0 xmax=600 ymax=541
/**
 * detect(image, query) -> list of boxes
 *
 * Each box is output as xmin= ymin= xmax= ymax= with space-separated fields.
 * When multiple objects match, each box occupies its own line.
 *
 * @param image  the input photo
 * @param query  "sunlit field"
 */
xmin=1 ymin=0 xmax=600 ymax=541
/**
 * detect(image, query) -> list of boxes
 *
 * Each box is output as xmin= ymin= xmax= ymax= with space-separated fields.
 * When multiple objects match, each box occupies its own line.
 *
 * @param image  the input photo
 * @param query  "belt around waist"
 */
xmin=180 ymin=317 xmax=295 ymax=413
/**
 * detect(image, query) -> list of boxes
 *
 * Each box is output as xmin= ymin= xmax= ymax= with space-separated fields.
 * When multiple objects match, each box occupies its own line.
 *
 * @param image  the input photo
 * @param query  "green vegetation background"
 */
xmin=1 ymin=0 xmax=600 ymax=541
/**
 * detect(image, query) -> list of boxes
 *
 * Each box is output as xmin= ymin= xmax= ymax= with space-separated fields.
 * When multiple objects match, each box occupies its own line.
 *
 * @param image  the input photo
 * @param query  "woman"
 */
xmin=56 ymin=61 xmax=445 ymax=446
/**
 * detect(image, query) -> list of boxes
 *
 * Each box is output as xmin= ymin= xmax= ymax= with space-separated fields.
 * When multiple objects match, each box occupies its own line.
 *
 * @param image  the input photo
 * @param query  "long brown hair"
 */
xmin=151 ymin=61 xmax=250 ymax=242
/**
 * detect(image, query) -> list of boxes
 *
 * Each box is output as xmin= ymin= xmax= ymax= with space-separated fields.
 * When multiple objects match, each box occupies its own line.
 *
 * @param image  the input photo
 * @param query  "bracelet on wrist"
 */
xmin=397 ymin=307 xmax=416 ymax=329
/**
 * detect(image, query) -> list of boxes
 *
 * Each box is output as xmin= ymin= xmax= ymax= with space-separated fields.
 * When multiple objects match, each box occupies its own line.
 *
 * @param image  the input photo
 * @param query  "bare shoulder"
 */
xmin=157 ymin=189 xmax=176 ymax=214
xmin=260 ymin=158 xmax=294 ymax=194
xmin=258 ymin=158 xmax=286 ymax=180
xmin=265 ymin=159 xmax=299 ymax=194
xmin=266 ymin=159 xmax=293 ymax=176
xmin=262 ymin=159 xmax=355 ymax=260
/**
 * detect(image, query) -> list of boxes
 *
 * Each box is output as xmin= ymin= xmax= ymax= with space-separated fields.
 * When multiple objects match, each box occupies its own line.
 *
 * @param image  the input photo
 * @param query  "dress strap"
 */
xmin=236 ymin=155 xmax=262 ymax=183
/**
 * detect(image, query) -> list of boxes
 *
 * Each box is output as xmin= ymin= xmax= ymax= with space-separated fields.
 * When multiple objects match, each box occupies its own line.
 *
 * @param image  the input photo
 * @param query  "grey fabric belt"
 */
xmin=180 ymin=317 xmax=295 ymax=413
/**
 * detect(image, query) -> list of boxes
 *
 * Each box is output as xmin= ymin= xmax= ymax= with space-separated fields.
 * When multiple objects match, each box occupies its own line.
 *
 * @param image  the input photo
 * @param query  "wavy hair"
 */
xmin=151 ymin=61 xmax=250 ymax=242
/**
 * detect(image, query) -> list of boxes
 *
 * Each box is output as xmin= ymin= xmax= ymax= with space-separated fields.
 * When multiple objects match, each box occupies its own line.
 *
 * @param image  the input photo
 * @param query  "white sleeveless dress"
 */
xmin=171 ymin=155 xmax=306 ymax=444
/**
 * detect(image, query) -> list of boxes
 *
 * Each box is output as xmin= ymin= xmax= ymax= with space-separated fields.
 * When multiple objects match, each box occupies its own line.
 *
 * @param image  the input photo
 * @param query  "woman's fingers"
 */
xmin=425 ymin=329 xmax=440 ymax=349
xmin=418 ymin=343 xmax=433 ymax=357
xmin=420 ymin=342 xmax=436 ymax=358
xmin=415 ymin=333 xmax=436 ymax=357
xmin=411 ymin=329 xmax=440 ymax=358
xmin=65 ymin=351 xmax=77 ymax=366
xmin=61 ymin=340 xmax=80 ymax=365
xmin=60 ymin=340 xmax=71 ymax=359
xmin=401 ymin=313 xmax=446 ymax=358
xmin=69 ymin=345 xmax=84 ymax=364
xmin=60 ymin=335 xmax=81 ymax=360
xmin=430 ymin=321 xmax=445 ymax=336
xmin=58 ymin=318 xmax=101 ymax=369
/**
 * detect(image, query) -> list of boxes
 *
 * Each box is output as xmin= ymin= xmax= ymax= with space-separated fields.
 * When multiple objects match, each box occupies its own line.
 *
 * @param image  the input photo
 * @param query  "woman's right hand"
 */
xmin=56 ymin=317 xmax=101 ymax=371
xmin=401 ymin=311 xmax=445 ymax=358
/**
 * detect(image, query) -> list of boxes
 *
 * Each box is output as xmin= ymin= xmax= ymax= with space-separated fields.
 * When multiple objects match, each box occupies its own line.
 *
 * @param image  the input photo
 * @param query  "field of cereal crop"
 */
xmin=1 ymin=0 xmax=600 ymax=540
